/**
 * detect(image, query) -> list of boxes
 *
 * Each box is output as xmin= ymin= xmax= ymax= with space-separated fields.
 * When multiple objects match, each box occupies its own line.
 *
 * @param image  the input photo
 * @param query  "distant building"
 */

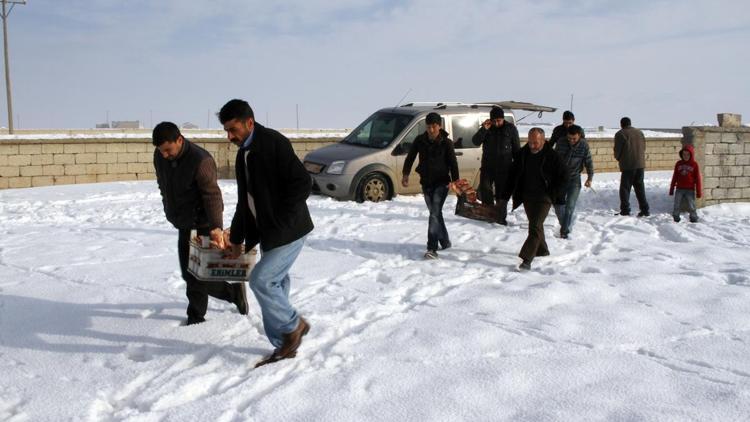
xmin=181 ymin=122 xmax=199 ymax=129
xmin=111 ymin=120 xmax=141 ymax=129
xmin=95 ymin=123 xmax=110 ymax=129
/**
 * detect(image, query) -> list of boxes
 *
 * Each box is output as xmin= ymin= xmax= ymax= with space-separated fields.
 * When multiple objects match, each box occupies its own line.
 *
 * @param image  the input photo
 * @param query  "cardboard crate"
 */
xmin=188 ymin=238 xmax=256 ymax=283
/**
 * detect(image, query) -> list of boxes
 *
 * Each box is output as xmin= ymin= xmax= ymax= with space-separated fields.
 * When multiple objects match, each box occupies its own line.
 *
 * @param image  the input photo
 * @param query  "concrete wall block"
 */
xmin=63 ymin=144 xmax=86 ymax=154
xmin=719 ymin=155 xmax=736 ymax=166
xmin=42 ymin=165 xmax=65 ymax=176
xmin=8 ymin=155 xmax=31 ymax=166
xmin=730 ymin=166 xmax=744 ymax=177
xmin=0 ymin=154 xmax=6 ymax=166
xmin=97 ymin=153 xmax=118 ymax=164
xmin=713 ymin=144 xmax=729 ymax=154
xmin=721 ymin=132 xmax=741 ymax=143
xmin=0 ymin=177 xmax=7 ymax=189
xmin=138 ymin=152 xmax=154 ymax=162
xmin=75 ymin=175 xmax=98 ymax=184
xmin=31 ymin=176 xmax=55 ymax=187
xmin=53 ymin=176 xmax=76 ymax=185
xmin=735 ymin=155 xmax=750 ymax=166
xmin=20 ymin=166 xmax=44 ymax=177
xmin=76 ymin=153 xmax=98 ymax=164
xmin=19 ymin=144 xmax=42 ymax=154
xmin=53 ymin=154 xmax=76 ymax=165
xmin=117 ymin=153 xmax=138 ymax=163
xmin=65 ymin=164 xmax=88 ymax=176
xmin=735 ymin=177 xmax=750 ymax=188
xmin=0 ymin=166 xmax=20 ymax=177
xmin=745 ymin=167 xmax=750 ymax=177
xmin=704 ymin=155 xmax=721 ymax=166
xmin=30 ymin=154 xmax=54 ymax=166
xmin=98 ymin=173 xmax=134 ymax=182
xmin=126 ymin=143 xmax=151 ymax=153
xmin=127 ymin=163 xmax=151 ymax=173
xmin=85 ymin=144 xmax=108 ymax=153
xmin=0 ymin=144 xmax=19 ymax=154
xmin=41 ymin=144 xmax=64 ymax=154
xmin=137 ymin=173 xmax=156 ymax=181
xmin=745 ymin=143 xmax=750 ymax=154
xmin=8 ymin=176 xmax=31 ymax=188
xmin=727 ymin=188 xmax=743 ymax=199
xmin=743 ymin=188 xmax=750 ymax=198
xmin=711 ymin=188 xmax=727 ymax=199
xmin=729 ymin=144 xmax=745 ymax=154
xmin=107 ymin=163 xmax=129 ymax=173
xmin=86 ymin=164 xmax=108 ymax=175
xmin=703 ymin=177 xmax=720 ymax=188
xmin=107 ymin=143 xmax=129 ymax=153
xmin=705 ymin=133 xmax=722 ymax=143
xmin=719 ymin=178 xmax=735 ymax=188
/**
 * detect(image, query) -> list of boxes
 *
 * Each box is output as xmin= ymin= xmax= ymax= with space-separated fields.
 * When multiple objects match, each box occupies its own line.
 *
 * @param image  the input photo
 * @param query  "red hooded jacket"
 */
xmin=669 ymin=144 xmax=702 ymax=198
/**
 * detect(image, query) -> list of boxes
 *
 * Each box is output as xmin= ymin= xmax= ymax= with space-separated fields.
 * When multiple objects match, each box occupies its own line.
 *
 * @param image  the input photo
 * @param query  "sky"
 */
xmin=3 ymin=0 xmax=749 ymax=130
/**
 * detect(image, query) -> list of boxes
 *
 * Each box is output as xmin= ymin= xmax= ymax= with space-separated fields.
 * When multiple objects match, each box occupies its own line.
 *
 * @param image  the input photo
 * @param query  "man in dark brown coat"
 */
xmin=153 ymin=121 xmax=248 ymax=326
xmin=613 ymin=117 xmax=650 ymax=217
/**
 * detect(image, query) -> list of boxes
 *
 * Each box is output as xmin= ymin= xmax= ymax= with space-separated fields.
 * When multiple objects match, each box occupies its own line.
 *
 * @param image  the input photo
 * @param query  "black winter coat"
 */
xmin=230 ymin=123 xmax=314 ymax=251
xmin=549 ymin=124 xmax=585 ymax=148
xmin=153 ymin=139 xmax=223 ymax=230
xmin=502 ymin=143 xmax=567 ymax=210
xmin=402 ymin=129 xmax=459 ymax=188
xmin=471 ymin=122 xmax=520 ymax=172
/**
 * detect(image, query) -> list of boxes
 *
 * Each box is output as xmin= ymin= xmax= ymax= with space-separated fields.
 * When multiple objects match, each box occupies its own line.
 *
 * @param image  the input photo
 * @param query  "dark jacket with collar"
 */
xmin=502 ymin=142 xmax=567 ymax=210
xmin=554 ymin=137 xmax=594 ymax=182
xmin=614 ymin=126 xmax=646 ymax=171
xmin=471 ymin=122 xmax=520 ymax=172
xmin=549 ymin=124 xmax=585 ymax=149
xmin=230 ymin=123 xmax=314 ymax=251
xmin=153 ymin=139 xmax=223 ymax=230
xmin=402 ymin=129 xmax=460 ymax=188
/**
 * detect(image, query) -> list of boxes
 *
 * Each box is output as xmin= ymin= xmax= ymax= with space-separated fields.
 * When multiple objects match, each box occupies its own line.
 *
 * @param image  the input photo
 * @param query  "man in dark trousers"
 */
xmin=549 ymin=110 xmax=584 ymax=148
xmin=401 ymin=112 xmax=459 ymax=259
xmin=503 ymin=127 xmax=567 ymax=271
xmin=152 ymin=121 xmax=248 ymax=326
xmin=614 ymin=117 xmax=650 ymax=217
xmin=219 ymin=99 xmax=314 ymax=367
xmin=472 ymin=106 xmax=520 ymax=225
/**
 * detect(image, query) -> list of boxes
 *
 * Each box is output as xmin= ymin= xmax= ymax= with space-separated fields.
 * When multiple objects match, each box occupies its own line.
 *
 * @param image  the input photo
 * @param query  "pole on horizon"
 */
xmin=296 ymin=104 xmax=299 ymax=131
xmin=570 ymin=94 xmax=574 ymax=112
xmin=1 ymin=0 xmax=25 ymax=134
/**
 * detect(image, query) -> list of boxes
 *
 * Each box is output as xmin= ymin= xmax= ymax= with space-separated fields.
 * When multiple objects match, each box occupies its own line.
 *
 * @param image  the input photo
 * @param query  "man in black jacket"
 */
xmin=472 ymin=106 xmax=520 ymax=225
xmin=502 ymin=127 xmax=567 ymax=271
xmin=219 ymin=99 xmax=314 ymax=367
xmin=152 ymin=121 xmax=248 ymax=326
xmin=548 ymin=110 xmax=585 ymax=148
xmin=402 ymin=112 xmax=459 ymax=259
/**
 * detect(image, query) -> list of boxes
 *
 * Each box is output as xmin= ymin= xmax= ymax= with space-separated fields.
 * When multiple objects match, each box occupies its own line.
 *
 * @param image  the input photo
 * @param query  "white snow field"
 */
xmin=1 ymin=171 xmax=749 ymax=421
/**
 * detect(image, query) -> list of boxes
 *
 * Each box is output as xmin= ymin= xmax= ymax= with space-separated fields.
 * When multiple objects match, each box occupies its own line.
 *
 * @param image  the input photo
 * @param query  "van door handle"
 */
xmin=455 ymin=151 xmax=463 ymax=156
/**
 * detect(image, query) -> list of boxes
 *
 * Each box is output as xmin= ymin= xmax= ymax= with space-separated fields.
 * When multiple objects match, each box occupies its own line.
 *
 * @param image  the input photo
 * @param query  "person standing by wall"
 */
xmin=502 ymin=127 xmax=567 ymax=271
xmin=402 ymin=112 xmax=460 ymax=259
xmin=152 ymin=121 xmax=248 ymax=326
xmin=219 ymin=99 xmax=314 ymax=367
xmin=669 ymin=144 xmax=702 ymax=223
xmin=472 ymin=106 xmax=520 ymax=225
xmin=614 ymin=117 xmax=650 ymax=217
xmin=554 ymin=124 xmax=594 ymax=239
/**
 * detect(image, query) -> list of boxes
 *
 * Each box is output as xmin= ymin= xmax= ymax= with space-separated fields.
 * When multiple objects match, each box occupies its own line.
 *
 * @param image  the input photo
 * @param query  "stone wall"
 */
xmin=0 ymin=134 xmax=682 ymax=190
xmin=682 ymin=126 xmax=750 ymax=206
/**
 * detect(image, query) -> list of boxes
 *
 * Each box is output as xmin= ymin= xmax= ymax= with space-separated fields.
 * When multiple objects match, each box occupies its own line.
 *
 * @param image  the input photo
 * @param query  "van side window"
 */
xmin=451 ymin=115 xmax=481 ymax=149
xmin=395 ymin=120 xmax=426 ymax=155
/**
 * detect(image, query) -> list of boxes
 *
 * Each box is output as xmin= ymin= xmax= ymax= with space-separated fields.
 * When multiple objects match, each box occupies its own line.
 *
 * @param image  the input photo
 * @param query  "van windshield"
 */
xmin=341 ymin=112 xmax=413 ymax=149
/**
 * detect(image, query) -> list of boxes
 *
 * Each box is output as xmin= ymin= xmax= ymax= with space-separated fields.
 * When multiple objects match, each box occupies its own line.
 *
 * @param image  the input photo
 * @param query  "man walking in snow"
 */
xmin=152 ymin=121 xmax=248 ymax=326
xmin=220 ymin=99 xmax=314 ymax=367
xmin=614 ymin=117 xmax=650 ymax=217
xmin=554 ymin=124 xmax=594 ymax=239
xmin=549 ymin=110 xmax=584 ymax=148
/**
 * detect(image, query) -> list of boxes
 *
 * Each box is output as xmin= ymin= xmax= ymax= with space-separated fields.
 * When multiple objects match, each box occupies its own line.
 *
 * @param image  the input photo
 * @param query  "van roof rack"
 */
xmin=401 ymin=101 xmax=556 ymax=113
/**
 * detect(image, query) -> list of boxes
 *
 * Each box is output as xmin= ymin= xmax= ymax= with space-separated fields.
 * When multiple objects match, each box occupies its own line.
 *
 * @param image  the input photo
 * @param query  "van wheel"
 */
xmin=357 ymin=173 xmax=390 ymax=203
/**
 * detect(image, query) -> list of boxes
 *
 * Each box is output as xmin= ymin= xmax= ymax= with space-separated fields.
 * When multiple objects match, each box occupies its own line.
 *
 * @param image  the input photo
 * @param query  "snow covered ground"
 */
xmin=1 ymin=172 xmax=749 ymax=421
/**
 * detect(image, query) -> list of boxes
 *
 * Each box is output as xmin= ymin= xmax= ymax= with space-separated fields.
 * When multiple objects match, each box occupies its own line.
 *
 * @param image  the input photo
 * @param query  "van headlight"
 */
xmin=327 ymin=161 xmax=346 ymax=175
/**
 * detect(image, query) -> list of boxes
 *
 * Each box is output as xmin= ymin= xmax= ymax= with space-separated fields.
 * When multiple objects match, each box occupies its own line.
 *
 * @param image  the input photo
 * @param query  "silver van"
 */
xmin=303 ymin=101 xmax=556 ymax=202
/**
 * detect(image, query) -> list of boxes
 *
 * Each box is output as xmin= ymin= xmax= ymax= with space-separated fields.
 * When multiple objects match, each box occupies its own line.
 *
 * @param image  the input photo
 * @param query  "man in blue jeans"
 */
xmin=401 ymin=112 xmax=459 ymax=259
xmin=220 ymin=99 xmax=314 ymax=367
xmin=554 ymin=125 xmax=594 ymax=239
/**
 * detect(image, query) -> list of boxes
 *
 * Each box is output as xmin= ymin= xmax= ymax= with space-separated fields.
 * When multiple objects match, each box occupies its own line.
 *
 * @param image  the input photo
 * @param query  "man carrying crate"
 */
xmin=152 ymin=122 xmax=249 ymax=326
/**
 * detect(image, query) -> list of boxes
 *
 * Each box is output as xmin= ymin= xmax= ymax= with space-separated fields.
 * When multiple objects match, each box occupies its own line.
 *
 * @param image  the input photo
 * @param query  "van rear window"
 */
xmin=341 ymin=112 xmax=413 ymax=149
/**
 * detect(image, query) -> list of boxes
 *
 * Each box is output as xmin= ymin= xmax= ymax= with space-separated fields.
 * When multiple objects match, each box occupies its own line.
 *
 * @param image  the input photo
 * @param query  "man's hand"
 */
xmin=584 ymin=179 xmax=592 ymax=188
xmin=226 ymin=242 xmax=243 ymax=259
xmin=209 ymin=228 xmax=226 ymax=249
xmin=401 ymin=174 xmax=409 ymax=187
xmin=482 ymin=119 xmax=492 ymax=130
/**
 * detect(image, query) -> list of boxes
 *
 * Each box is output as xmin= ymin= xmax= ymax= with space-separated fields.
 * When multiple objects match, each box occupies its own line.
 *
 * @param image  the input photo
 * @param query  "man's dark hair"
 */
xmin=567 ymin=124 xmax=584 ymax=137
xmin=528 ymin=127 xmax=545 ymax=138
xmin=620 ymin=117 xmax=632 ymax=128
xmin=219 ymin=99 xmax=254 ymax=124
xmin=152 ymin=121 xmax=182 ymax=147
xmin=562 ymin=110 xmax=575 ymax=121
xmin=425 ymin=112 xmax=441 ymax=125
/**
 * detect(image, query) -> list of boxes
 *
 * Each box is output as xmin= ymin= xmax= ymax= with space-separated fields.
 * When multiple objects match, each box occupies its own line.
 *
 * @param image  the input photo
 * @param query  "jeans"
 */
xmin=423 ymin=184 xmax=450 ymax=251
xmin=250 ymin=236 xmax=306 ymax=348
xmin=178 ymin=228 xmax=237 ymax=321
xmin=673 ymin=189 xmax=698 ymax=220
xmin=554 ymin=178 xmax=582 ymax=235
xmin=619 ymin=168 xmax=650 ymax=215
xmin=519 ymin=200 xmax=552 ymax=263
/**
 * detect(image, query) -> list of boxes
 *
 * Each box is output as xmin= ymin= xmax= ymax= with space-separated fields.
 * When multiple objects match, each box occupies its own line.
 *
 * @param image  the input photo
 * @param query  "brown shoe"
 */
xmin=254 ymin=350 xmax=297 ymax=368
xmin=276 ymin=317 xmax=310 ymax=359
xmin=233 ymin=282 xmax=248 ymax=315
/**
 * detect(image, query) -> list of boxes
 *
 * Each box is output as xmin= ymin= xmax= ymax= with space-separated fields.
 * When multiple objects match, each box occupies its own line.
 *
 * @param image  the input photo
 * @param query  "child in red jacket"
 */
xmin=669 ymin=144 xmax=702 ymax=223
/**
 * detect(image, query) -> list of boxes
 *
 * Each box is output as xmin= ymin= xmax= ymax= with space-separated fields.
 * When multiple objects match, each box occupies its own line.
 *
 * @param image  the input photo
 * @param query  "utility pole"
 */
xmin=570 ymin=94 xmax=574 ymax=112
xmin=1 ymin=0 xmax=24 ymax=134
xmin=296 ymin=104 xmax=299 ymax=131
